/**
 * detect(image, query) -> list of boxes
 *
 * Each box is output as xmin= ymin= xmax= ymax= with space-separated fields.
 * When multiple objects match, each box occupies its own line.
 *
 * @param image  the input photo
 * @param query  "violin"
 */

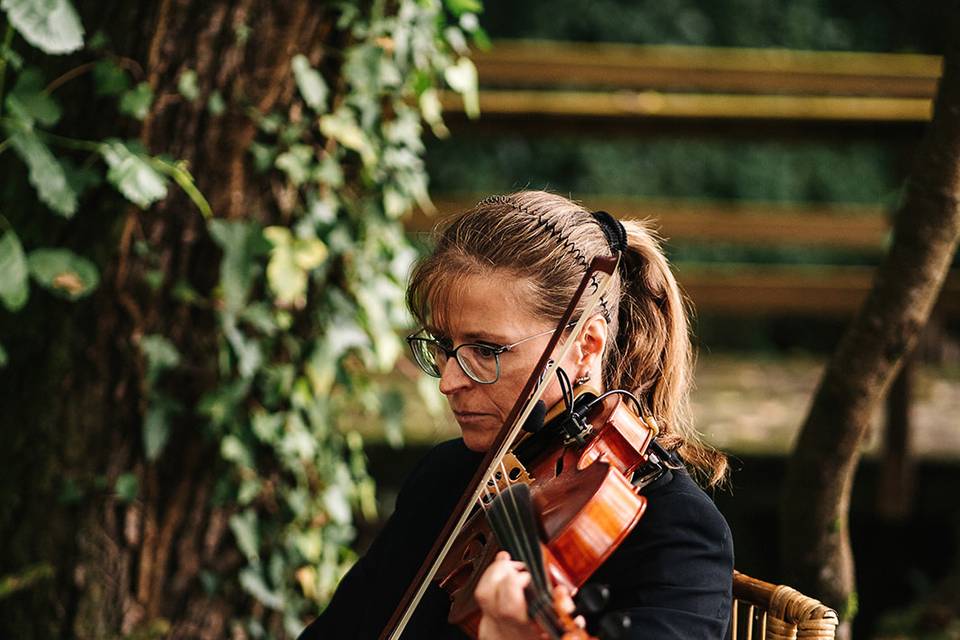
xmin=380 ymin=256 xmax=666 ymax=640
xmin=440 ymin=381 xmax=664 ymax=639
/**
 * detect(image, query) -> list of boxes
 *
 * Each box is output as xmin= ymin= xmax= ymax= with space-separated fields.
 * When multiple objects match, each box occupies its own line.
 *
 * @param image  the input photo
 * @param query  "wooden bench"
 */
xmin=411 ymin=195 xmax=960 ymax=319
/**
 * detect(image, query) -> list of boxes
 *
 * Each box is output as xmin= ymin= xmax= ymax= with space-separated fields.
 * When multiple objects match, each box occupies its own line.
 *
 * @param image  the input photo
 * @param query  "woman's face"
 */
xmin=429 ymin=272 xmax=593 ymax=452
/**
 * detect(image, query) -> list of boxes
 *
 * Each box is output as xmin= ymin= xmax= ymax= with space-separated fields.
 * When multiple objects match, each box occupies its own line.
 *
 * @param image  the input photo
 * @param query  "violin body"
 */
xmin=436 ymin=390 xmax=659 ymax=637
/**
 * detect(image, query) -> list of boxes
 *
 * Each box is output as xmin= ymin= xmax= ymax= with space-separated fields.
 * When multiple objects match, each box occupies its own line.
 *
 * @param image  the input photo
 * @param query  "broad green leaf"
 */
xmin=251 ymin=410 xmax=283 ymax=442
xmin=92 ymin=59 xmax=128 ymax=96
xmin=5 ymin=67 xmax=61 ymax=126
xmin=274 ymin=144 xmax=313 ymax=186
xmin=322 ymin=485 xmax=351 ymax=526
xmin=0 ymin=231 xmax=29 ymax=311
xmin=239 ymin=566 xmax=284 ymax=610
xmin=208 ymin=219 xmax=266 ymax=313
xmin=119 ymin=82 xmax=153 ymax=120
xmin=319 ymin=109 xmax=375 ymax=166
xmin=1 ymin=0 xmax=84 ymax=54
xmin=100 ymin=139 xmax=168 ymax=208
xmin=142 ymin=397 xmax=180 ymax=460
xmin=249 ymin=142 xmax=275 ymax=173
xmin=114 ymin=472 xmax=138 ymax=503
xmin=221 ymin=434 xmax=254 ymax=469
xmin=139 ymin=334 xmax=181 ymax=384
xmin=27 ymin=248 xmax=98 ymax=299
xmin=8 ymin=129 xmax=77 ymax=217
xmin=177 ymin=69 xmax=199 ymax=101
xmin=263 ymin=226 xmax=327 ymax=308
xmin=444 ymin=0 xmax=482 ymax=16
xmin=291 ymin=54 xmax=328 ymax=113
xmin=444 ymin=57 xmax=479 ymax=119
xmin=223 ymin=313 xmax=263 ymax=379
xmin=230 ymin=510 xmax=260 ymax=562
xmin=419 ymin=88 xmax=448 ymax=138
xmin=207 ymin=90 xmax=225 ymax=115
xmin=0 ymin=343 xmax=7 ymax=368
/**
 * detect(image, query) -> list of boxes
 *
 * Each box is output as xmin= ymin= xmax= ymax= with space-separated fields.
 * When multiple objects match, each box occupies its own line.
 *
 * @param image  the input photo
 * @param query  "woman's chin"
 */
xmin=458 ymin=421 xmax=497 ymax=452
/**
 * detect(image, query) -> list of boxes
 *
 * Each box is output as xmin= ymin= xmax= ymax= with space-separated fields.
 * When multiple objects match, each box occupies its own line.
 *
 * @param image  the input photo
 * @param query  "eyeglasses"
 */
xmin=406 ymin=324 xmax=574 ymax=385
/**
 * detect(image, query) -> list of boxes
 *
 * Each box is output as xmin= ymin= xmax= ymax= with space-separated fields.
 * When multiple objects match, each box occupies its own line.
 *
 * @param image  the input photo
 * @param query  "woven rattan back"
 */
xmin=730 ymin=571 xmax=839 ymax=640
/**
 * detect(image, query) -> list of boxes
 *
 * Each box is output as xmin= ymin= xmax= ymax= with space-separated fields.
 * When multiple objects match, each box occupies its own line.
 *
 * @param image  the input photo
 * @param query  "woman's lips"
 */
xmin=453 ymin=410 xmax=490 ymax=423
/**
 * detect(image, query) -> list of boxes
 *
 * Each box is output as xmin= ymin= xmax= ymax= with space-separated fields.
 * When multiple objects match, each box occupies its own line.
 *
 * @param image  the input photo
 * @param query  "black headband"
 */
xmin=592 ymin=210 xmax=627 ymax=254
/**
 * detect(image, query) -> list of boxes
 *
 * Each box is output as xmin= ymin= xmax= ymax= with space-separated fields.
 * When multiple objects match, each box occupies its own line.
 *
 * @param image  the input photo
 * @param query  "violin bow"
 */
xmin=380 ymin=254 xmax=619 ymax=640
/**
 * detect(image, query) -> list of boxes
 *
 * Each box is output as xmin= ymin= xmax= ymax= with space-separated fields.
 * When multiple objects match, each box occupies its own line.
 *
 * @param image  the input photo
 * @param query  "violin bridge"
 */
xmin=481 ymin=453 xmax=533 ymax=504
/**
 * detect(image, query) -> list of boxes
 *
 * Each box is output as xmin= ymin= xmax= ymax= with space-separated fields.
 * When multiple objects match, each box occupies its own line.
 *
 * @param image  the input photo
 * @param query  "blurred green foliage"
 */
xmin=480 ymin=0 xmax=944 ymax=53
xmin=427 ymin=136 xmax=901 ymax=205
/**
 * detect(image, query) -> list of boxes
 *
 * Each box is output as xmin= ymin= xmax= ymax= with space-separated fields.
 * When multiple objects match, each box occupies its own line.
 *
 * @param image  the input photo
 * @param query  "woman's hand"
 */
xmin=475 ymin=551 xmax=583 ymax=640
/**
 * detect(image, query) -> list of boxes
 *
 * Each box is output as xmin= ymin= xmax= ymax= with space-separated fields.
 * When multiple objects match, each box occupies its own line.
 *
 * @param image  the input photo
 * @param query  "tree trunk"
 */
xmin=779 ymin=6 xmax=960 ymax=638
xmin=0 ymin=2 xmax=339 ymax=637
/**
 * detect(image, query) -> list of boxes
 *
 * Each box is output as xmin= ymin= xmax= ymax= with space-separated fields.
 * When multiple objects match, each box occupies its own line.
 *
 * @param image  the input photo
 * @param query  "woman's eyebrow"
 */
xmin=461 ymin=330 xmax=509 ymax=344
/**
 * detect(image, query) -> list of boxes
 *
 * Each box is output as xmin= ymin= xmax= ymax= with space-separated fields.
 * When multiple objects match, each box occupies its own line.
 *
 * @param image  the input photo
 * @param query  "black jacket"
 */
xmin=298 ymin=438 xmax=733 ymax=639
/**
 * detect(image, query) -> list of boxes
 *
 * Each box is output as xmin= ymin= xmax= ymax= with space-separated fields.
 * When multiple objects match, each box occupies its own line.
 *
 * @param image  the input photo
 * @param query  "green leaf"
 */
xmin=319 ymin=109 xmax=376 ymax=167
xmin=444 ymin=57 xmax=479 ymax=119
xmin=291 ymin=54 xmax=328 ymax=113
xmin=323 ymin=485 xmax=352 ymax=526
xmin=208 ymin=219 xmax=266 ymax=313
xmin=100 ymin=139 xmax=168 ymax=208
xmin=274 ymin=144 xmax=313 ymax=186
xmin=239 ymin=566 xmax=284 ymax=610
xmin=0 ymin=343 xmax=7 ymax=368
xmin=229 ymin=510 xmax=260 ymax=562
xmin=263 ymin=226 xmax=327 ymax=308
xmin=1 ymin=0 xmax=84 ymax=54
xmin=444 ymin=0 xmax=482 ymax=16
xmin=7 ymin=129 xmax=77 ymax=217
xmin=251 ymin=410 xmax=283 ymax=443
xmin=139 ymin=334 xmax=181 ymax=384
xmin=249 ymin=142 xmax=275 ymax=173
xmin=177 ymin=69 xmax=199 ymax=101
xmin=114 ymin=472 xmax=138 ymax=503
xmin=221 ymin=433 xmax=255 ymax=469
xmin=207 ymin=90 xmax=225 ymax=116
xmin=0 ymin=231 xmax=29 ymax=311
xmin=143 ymin=397 xmax=180 ymax=460
xmin=27 ymin=248 xmax=98 ymax=299
xmin=119 ymin=82 xmax=153 ymax=120
xmin=5 ymin=67 xmax=61 ymax=127
xmin=92 ymin=59 xmax=129 ymax=96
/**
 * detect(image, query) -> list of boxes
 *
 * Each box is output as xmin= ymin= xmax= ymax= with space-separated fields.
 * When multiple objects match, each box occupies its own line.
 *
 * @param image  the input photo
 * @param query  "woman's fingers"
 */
xmin=475 ymin=552 xmax=533 ymax=624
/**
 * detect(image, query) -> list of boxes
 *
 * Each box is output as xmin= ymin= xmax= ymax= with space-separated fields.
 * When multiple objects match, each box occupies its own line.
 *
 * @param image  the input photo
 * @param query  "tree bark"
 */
xmin=0 ymin=2 xmax=341 ymax=637
xmin=780 ymin=5 xmax=960 ymax=638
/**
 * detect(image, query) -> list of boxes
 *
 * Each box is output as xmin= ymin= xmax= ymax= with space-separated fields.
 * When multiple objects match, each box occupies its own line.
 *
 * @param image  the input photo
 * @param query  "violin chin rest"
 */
xmin=522 ymin=400 xmax=547 ymax=434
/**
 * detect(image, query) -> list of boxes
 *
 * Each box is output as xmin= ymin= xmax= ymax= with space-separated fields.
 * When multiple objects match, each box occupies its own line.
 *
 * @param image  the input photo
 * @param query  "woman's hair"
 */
xmin=406 ymin=190 xmax=727 ymax=487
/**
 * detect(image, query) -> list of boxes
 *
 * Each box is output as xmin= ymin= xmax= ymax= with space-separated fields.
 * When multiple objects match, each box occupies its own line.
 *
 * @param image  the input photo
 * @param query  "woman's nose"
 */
xmin=438 ymin=355 xmax=472 ymax=395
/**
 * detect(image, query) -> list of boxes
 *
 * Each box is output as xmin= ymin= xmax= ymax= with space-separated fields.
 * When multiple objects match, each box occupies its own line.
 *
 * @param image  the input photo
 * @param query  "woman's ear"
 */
xmin=576 ymin=315 xmax=608 ymax=372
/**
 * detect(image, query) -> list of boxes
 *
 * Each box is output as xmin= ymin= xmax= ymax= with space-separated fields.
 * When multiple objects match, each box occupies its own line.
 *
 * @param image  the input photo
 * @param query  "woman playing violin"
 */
xmin=298 ymin=191 xmax=734 ymax=639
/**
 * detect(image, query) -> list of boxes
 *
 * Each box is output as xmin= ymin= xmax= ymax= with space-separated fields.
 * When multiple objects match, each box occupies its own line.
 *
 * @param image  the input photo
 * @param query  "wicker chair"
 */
xmin=731 ymin=571 xmax=839 ymax=640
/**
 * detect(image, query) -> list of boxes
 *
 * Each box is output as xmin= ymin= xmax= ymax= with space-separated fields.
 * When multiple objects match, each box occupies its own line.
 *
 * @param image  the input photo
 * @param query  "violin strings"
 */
xmin=482 ymin=469 xmax=566 ymax=635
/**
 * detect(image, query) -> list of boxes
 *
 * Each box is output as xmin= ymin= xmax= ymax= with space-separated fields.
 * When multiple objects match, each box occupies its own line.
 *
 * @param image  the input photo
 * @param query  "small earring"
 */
xmin=574 ymin=372 xmax=591 ymax=386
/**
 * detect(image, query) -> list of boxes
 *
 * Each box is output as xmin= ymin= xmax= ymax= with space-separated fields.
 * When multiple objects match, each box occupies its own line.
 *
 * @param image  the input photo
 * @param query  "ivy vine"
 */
xmin=0 ymin=0 xmax=484 ymax=636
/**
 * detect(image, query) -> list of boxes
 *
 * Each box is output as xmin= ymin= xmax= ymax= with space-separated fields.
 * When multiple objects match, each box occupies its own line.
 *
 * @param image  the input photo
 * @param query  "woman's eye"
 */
xmin=474 ymin=345 xmax=498 ymax=359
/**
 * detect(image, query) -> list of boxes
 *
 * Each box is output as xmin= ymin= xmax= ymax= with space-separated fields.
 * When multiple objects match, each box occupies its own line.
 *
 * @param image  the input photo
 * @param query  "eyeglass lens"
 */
xmin=411 ymin=339 xmax=500 ymax=383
